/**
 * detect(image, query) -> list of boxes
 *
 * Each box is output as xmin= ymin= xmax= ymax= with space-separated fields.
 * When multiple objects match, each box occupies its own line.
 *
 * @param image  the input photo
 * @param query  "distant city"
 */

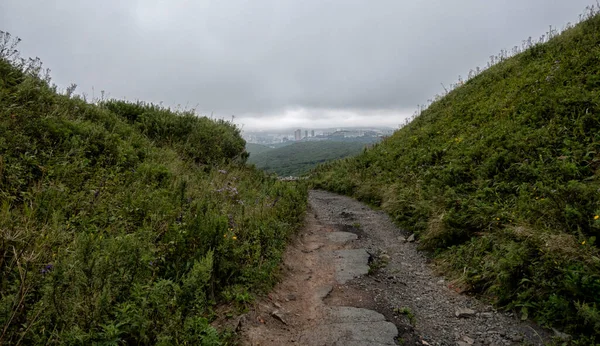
xmin=242 ymin=127 xmax=396 ymax=145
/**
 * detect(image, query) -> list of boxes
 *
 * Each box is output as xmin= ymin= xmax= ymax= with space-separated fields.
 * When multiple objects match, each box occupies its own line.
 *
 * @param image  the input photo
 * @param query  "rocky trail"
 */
xmin=237 ymin=190 xmax=552 ymax=346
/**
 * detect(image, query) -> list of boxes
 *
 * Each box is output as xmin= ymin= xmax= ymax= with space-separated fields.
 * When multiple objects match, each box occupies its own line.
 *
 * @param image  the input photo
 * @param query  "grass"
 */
xmin=312 ymin=9 xmax=600 ymax=344
xmin=0 ymin=31 xmax=307 ymax=345
xmin=394 ymin=307 xmax=415 ymax=326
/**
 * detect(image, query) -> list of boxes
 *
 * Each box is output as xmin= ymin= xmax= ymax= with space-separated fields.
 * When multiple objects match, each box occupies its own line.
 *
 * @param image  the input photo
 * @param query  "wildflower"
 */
xmin=224 ymin=234 xmax=227 ymax=238
xmin=232 ymin=236 xmax=237 ymax=240
xmin=496 ymin=218 xmax=500 ymax=221
xmin=582 ymin=240 xmax=586 ymax=245
xmin=595 ymin=215 xmax=599 ymax=220
xmin=41 ymin=264 xmax=53 ymax=274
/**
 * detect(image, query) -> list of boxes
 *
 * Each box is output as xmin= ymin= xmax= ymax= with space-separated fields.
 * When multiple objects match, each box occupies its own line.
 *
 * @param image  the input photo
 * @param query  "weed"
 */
xmin=367 ymin=250 xmax=390 ymax=275
xmin=394 ymin=307 xmax=416 ymax=326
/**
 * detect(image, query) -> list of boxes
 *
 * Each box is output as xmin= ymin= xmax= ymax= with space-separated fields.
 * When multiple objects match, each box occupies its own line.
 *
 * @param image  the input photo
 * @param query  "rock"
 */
xmin=461 ymin=335 xmax=475 ymax=344
xmin=339 ymin=211 xmax=353 ymax=219
xmin=327 ymin=232 xmax=358 ymax=243
xmin=479 ymin=312 xmax=493 ymax=319
xmin=273 ymin=302 xmax=282 ymax=309
xmin=271 ymin=310 xmax=287 ymax=325
xmin=552 ymin=328 xmax=572 ymax=342
xmin=407 ymin=234 xmax=416 ymax=242
xmin=333 ymin=249 xmax=370 ymax=284
xmin=511 ymin=334 xmax=524 ymax=342
xmin=380 ymin=254 xmax=391 ymax=261
xmin=455 ymin=308 xmax=477 ymax=318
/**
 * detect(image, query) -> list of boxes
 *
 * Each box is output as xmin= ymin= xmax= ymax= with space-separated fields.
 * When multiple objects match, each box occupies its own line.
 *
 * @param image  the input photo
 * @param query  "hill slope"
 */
xmin=250 ymin=141 xmax=367 ymax=176
xmin=246 ymin=143 xmax=273 ymax=155
xmin=0 ymin=32 xmax=306 ymax=345
xmin=312 ymin=12 xmax=600 ymax=343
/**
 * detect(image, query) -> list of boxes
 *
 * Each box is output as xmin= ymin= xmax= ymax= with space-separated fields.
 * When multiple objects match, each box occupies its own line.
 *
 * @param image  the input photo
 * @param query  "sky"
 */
xmin=0 ymin=1 xmax=594 ymax=130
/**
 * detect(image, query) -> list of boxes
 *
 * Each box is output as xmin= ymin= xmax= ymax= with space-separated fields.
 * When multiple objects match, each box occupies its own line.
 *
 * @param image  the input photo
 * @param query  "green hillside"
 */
xmin=312 ymin=12 xmax=600 ymax=343
xmin=250 ymin=141 xmax=367 ymax=176
xmin=0 ymin=32 xmax=306 ymax=345
xmin=245 ymin=142 xmax=273 ymax=155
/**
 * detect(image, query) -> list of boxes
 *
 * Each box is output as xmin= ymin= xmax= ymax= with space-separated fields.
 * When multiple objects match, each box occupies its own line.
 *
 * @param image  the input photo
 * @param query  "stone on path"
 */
xmin=298 ymin=307 xmax=397 ymax=346
xmin=326 ymin=231 xmax=358 ymax=243
xmin=334 ymin=249 xmax=370 ymax=284
xmin=271 ymin=310 xmax=287 ymax=325
xmin=455 ymin=308 xmax=477 ymax=318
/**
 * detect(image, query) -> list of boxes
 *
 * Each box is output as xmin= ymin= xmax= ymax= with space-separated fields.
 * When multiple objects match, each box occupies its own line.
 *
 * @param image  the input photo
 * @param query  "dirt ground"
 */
xmin=236 ymin=190 xmax=552 ymax=346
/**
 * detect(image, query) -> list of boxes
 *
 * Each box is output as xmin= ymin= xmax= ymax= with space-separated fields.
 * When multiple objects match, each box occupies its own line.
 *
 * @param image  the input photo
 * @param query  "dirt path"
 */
xmin=237 ymin=190 xmax=551 ymax=346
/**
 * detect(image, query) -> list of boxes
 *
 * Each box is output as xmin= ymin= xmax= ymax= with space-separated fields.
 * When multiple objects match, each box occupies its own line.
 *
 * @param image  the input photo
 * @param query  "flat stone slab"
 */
xmin=324 ymin=306 xmax=387 ymax=323
xmin=316 ymin=285 xmax=333 ymax=300
xmin=334 ymin=249 xmax=370 ymax=284
xmin=326 ymin=231 xmax=358 ymax=243
xmin=298 ymin=307 xmax=397 ymax=345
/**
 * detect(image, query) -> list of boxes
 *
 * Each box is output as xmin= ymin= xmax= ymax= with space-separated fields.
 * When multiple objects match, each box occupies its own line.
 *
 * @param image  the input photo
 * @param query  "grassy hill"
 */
xmin=0 ymin=32 xmax=307 ymax=345
xmin=245 ymin=143 xmax=273 ymax=155
xmin=250 ymin=141 xmax=367 ymax=176
xmin=312 ymin=11 xmax=600 ymax=343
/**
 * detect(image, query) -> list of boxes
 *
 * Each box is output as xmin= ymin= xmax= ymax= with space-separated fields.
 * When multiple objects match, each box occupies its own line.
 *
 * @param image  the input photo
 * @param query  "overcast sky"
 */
xmin=0 ymin=1 xmax=593 ymax=130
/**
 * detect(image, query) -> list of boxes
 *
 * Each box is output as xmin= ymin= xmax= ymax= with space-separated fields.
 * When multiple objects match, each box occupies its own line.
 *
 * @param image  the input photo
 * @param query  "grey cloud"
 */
xmin=0 ymin=0 xmax=594 ymax=128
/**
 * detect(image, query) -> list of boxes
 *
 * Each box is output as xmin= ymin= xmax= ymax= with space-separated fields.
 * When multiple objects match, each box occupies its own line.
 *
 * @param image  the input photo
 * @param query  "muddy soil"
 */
xmin=237 ymin=190 xmax=552 ymax=346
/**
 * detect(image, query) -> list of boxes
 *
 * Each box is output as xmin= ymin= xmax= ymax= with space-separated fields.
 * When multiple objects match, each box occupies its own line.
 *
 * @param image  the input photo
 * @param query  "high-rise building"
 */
xmin=311 ymin=130 xmax=315 ymax=137
xmin=305 ymin=130 xmax=308 ymax=138
xmin=294 ymin=129 xmax=301 ymax=141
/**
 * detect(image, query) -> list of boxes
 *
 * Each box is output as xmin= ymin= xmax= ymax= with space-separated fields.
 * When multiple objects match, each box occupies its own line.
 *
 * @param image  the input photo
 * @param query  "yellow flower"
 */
xmin=496 ymin=218 xmax=500 ymax=221
xmin=595 ymin=215 xmax=599 ymax=220
xmin=224 ymin=234 xmax=227 ymax=238
xmin=582 ymin=240 xmax=586 ymax=245
xmin=232 ymin=236 xmax=237 ymax=240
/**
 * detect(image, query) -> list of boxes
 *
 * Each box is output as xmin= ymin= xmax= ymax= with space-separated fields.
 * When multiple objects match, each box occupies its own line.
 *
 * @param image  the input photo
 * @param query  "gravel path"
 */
xmin=237 ymin=190 xmax=552 ymax=345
